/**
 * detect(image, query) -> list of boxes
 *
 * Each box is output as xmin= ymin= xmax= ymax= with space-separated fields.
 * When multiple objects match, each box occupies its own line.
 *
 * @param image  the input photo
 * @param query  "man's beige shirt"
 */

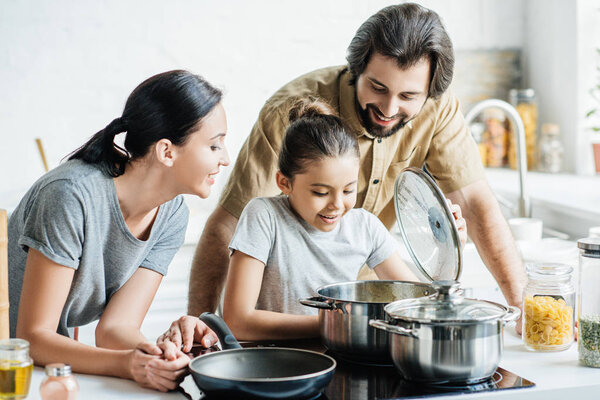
xmin=219 ymin=66 xmax=484 ymax=229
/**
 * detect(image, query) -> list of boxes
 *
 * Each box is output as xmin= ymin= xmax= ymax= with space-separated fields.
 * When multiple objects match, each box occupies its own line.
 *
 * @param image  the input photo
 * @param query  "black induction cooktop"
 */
xmin=185 ymin=341 xmax=535 ymax=400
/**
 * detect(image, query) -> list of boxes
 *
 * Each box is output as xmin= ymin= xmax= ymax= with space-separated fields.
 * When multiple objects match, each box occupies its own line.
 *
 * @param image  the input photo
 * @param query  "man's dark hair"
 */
xmin=346 ymin=3 xmax=454 ymax=98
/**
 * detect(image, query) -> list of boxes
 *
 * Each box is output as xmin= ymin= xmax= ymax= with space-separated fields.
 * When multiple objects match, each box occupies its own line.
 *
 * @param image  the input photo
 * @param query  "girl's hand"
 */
xmin=157 ymin=316 xmax=218 ymax=360
xmin=128 ymin=341 xmax=190 ymax=392
xmin=447 ymin=198 xmax=467 ymax=248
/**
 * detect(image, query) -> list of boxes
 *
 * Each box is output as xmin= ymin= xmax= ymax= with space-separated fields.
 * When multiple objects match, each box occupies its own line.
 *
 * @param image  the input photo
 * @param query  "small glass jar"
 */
xmin=482 ymin=108 xmax=509 ymax=168
xmin=40 ymin=363 xmax=79 ymax=400
xmin=0 ymin=339 xmax=34 ymax=399
xmin=538 ymin=123 xmax=564 ymax=173
xmin=578 ymin=238 xmax=600 ymax=367
xmin=509 ymin=88 xmax=538 ymax=170
xmin=522 ymin=263 xmax=575 ymax=351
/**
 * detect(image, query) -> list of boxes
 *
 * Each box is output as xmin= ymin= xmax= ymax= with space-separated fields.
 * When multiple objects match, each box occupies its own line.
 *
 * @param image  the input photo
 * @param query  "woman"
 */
xmin=8 ymin=70 xmax=228 ymax=392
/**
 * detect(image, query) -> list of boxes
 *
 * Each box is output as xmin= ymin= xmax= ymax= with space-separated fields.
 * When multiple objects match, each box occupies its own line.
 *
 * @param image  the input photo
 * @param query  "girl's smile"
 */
xmin=276 ymin=155 xmax=360 ymax=232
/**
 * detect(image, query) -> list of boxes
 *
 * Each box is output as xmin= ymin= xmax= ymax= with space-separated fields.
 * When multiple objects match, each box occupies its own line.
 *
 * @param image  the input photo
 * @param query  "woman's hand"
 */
xmin=447 ymin=198 xmax=467 ymax=248
xmin=156 ymin=316 xmax=218 ymax=360
xmin=128 ymin=341 xmax=190 ymax=392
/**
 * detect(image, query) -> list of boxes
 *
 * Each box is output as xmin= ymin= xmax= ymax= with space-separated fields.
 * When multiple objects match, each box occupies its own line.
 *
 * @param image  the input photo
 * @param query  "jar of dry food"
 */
xmin=578 ymin=238 xmax=600 ymax=367
xmin=40 ymin=363 xmax=79 ymax=400
xmin=522 ymin=263 xmax=575 ymax=352
xmin=509 ymin=88 xmax=538 ymax=170
xmin=0 ymin=339 xmax=33 ymax=399
xmin=538 ymin=123 xmax=563 ymax=173
xmin=482 ymin=108 xmax=508 ymax=167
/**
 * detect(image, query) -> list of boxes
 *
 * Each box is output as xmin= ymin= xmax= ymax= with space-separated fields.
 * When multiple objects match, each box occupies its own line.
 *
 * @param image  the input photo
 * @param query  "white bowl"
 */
xmin=508 ymin=217 xmax=543 ymax=242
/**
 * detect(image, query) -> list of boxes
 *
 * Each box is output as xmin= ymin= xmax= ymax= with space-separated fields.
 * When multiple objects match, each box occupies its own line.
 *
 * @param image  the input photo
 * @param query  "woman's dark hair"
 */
xmin=346 ymin=3 xmax=454 ymax=98
xmin=278 ymin=98 xmax=359 ymax=178
xmin=69 ymin=70 xmax=222 ymax=177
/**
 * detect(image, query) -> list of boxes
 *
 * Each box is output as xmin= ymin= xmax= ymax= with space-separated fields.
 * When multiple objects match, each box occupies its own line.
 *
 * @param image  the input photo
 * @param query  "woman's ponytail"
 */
xmin=66 ymin=70 xmax=222 ymax=177
xmin=68 ymin=117 xmax=129 ymax=177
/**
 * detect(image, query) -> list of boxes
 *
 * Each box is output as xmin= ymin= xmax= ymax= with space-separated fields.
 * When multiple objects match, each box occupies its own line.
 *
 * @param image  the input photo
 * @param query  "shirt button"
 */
xmin=377 ymin=138 xmax=382 ymax=143
xmin=373 ymin=179 xmax=380 ymax=184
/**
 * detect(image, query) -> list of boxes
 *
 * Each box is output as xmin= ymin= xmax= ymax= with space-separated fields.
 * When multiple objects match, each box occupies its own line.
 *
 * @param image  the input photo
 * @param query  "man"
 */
xmin=187 ymin=3 xmax=525 ymax=331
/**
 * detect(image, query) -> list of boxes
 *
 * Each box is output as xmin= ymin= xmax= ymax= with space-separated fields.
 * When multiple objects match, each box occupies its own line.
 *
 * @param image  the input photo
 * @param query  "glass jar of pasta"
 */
xmin=522 ymin=263 xmax=575 ymax=352
xmin=578 ymin=238 xmax=600 ymax=367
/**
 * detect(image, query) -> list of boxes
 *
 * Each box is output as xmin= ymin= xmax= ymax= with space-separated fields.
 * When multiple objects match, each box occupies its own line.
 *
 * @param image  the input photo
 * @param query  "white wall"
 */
xmin=0 ymin=0 xmax=524 ymax=239
xmin=524 ymin=0 xmax=600 ymax=174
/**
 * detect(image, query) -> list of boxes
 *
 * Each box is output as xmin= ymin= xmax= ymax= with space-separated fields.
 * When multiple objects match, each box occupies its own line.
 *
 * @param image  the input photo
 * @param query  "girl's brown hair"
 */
xmin=278 ymin=98 xmax=359 ymax=178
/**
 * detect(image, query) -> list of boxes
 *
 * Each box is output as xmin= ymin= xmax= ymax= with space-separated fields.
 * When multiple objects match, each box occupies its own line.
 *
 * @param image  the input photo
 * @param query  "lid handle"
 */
xmin=432 ymin=280 xmax=463 ymax=303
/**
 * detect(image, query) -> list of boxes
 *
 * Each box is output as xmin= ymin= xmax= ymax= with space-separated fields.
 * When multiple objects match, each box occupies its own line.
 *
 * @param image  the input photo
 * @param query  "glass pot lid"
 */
xmin=393 ymin=167 xmax=462 ymax=282
xmin=384 ymin=281 xmax=510 ymax=323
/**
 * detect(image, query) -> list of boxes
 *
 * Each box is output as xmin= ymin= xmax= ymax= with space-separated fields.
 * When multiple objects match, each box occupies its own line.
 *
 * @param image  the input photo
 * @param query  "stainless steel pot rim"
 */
xmin=314 ymin=280 xmax=433 ymax=304
xmin=189 ymin=347 xmax=337 ymax=382
xmin=384 ymin=297 xmax=512 ymax=323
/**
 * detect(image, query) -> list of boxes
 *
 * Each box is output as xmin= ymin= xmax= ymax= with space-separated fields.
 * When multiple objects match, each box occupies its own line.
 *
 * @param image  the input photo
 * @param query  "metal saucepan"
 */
xmin=299 ymin=280 xmax=432 ymax=364
xmin=369 ymin=281 xmax=521 ymax=384
xmin=189 ymin=313 xmax=336 ymax=399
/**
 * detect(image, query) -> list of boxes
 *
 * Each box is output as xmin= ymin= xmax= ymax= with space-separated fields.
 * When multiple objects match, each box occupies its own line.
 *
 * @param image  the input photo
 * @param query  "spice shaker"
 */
xmin=578 ymin=238 xmax=600 ymax=367
xmin=0 ymin=338 xmax=33 ymax=399
xmin=40 ymin=363 xmax=79 ymax=400
xmin=538 ymin=123 xmax=564 ymax=173
xmin=522 ymin=262 xmax=575 ymax=351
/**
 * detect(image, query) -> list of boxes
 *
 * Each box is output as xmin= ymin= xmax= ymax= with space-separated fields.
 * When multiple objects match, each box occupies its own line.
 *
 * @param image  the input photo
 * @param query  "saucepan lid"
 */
xmin=393 ymin=167 xmax=462 ymax=282
xmin=384 ymin=281 xmax=511 ymax=323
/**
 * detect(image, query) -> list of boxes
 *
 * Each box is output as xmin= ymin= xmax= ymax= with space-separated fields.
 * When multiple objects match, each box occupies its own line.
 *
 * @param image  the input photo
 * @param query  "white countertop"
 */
xmin=16 ymin=233 xmax=591 ymax=399
xmin=22 ymin=324 xmax=600 ymax=400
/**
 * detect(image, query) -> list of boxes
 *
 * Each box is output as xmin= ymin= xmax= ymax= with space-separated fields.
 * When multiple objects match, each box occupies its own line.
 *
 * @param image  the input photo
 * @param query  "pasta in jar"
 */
xmin=522 ymin=263 xmax=575 ymax=352
xmin=523 ymin=295 xmax=574 ymax=350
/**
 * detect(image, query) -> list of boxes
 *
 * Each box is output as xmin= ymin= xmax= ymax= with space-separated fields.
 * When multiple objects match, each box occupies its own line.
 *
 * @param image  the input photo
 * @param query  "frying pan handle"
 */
xmin=299 ymin=297 xmax=334 ymax=310
xmin=199 ymin=312 xmax=242 ymax=350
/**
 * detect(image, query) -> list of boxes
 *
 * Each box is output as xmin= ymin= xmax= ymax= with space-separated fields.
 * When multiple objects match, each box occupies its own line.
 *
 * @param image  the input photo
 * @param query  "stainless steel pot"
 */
xmin=369 ymin=281 xmax=520 ymax=383
xmin=300 ymin=280 xmax=432 ymax=364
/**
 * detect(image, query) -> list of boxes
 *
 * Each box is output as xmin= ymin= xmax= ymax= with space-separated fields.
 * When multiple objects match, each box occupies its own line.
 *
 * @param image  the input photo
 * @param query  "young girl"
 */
xmin=220 ymin=98 xmax=467 ymax=341
xmin=158 ymin=98 xmax=467 ymax=346
xmin=9 ymin=70 xmax=227 ymax=392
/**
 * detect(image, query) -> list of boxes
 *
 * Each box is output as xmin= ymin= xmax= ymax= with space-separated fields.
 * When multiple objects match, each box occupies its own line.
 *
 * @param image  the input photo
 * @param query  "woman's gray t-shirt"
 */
xmin=8 ymin=160 xmax=188 ymax=337
xmin=228 ymin=196 xmax=398 ymax=315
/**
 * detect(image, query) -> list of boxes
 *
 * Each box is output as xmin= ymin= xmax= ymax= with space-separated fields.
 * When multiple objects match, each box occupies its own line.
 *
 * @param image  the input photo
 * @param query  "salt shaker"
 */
xmin=40 ymin=363 xmax=79 ymax=400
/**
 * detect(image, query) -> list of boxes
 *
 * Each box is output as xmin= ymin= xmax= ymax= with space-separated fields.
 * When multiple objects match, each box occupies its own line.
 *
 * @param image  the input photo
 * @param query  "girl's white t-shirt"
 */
xmin=229 ymin=195 xmax=398 ymax=315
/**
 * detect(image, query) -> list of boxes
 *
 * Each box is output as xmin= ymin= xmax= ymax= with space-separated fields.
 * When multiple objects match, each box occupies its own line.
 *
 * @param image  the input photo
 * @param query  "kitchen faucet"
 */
xmin=464 ymin=99 xmax=531 ymax=218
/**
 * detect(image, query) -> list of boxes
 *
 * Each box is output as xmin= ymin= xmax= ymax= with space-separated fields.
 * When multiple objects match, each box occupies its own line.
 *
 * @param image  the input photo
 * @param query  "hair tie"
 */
xmin=106 ymin=117 xmax=127 ymax=136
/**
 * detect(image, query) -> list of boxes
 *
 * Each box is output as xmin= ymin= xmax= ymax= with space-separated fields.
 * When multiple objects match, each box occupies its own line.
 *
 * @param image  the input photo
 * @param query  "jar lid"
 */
xmin=509 ymin=88 xmax=536 ymax=98
xmin=393 ymin=168 xmax=462 ymax=282
xmin=482 ymin=108 xmax=506 ymax=122
xmin=526 ymin=262 xmax=573 ymax=281
xmin=0 ymin=339 xmax=30 ymax=360
xmin=45 ymin=363 xmax=72 ymax=377
xmin=578 ymin=237 xmax=600 ymax=252
xmin=384 ymin=281 xmax=509 ymax=323
xmin=0 ymin=338 xmax=29 ymax=351
xmin=541 ymin=123 xmax=560 ymax=136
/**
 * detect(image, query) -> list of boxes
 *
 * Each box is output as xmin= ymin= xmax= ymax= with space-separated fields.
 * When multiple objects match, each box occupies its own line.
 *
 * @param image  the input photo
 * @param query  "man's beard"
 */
xmin=357 ymin=103 xmax=411 ymax=138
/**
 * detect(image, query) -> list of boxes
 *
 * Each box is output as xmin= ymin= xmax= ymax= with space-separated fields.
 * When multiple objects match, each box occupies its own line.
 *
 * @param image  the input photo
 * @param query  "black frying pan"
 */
xmin=188 ymin=313 xmax=336 ymax=399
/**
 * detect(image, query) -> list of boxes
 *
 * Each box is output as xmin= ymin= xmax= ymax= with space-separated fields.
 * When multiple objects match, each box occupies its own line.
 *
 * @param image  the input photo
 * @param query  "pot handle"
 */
xmin=299 ymin=296 xmax=334 ymax=310
xmin=502 ymin=306 xmax=521 ymax=324
xmin=369 ymin=319 xmax=418 ymax=338
xmin=199 ymin=312 xmax=242 ymax=350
